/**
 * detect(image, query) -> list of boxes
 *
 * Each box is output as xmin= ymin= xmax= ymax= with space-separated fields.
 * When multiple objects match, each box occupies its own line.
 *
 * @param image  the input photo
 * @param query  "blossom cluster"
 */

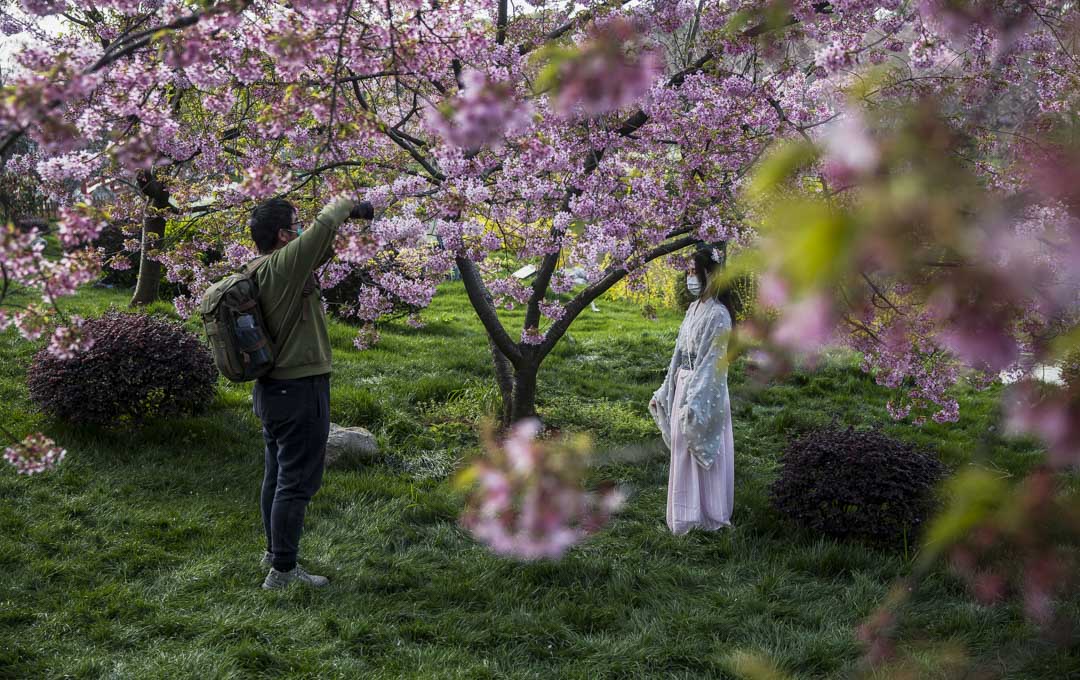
xmin=424 ymin=69 xmax=533 ymax=151
xmin=549 ymin=18 xmax=664 ymax=118
xmin=459 ymin=419 xmax=625 ymax=560
xmin=3 ymin=433 xmax=66 ymax=475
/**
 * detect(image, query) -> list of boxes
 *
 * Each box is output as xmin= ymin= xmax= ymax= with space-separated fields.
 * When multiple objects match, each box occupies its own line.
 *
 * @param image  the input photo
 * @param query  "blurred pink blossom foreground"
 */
xmin=459 ymin=419 xmax=625 ymax=560
xmin=3 ymin=433 xmax=66 ymax=475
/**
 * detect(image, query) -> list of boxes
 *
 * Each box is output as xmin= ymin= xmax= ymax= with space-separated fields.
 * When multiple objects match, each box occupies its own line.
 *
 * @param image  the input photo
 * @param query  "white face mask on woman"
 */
xmin=686 ymin=274 xmax=702 ymax=297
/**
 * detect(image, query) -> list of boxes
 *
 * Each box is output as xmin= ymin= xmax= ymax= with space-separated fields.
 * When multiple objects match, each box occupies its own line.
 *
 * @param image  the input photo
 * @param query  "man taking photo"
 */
xmin=247 ymin=195 xmax=374 ymax=590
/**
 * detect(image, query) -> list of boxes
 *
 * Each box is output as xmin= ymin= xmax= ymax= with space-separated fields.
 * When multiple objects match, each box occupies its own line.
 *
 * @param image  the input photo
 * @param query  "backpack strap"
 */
xmin=242 ymin=254 xmax=272 ymax=277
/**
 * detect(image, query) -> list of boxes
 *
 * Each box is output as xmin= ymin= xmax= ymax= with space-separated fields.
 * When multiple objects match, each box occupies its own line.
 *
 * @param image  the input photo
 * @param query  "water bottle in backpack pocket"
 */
xmin=236 ymin=313 xmax=273 ymax=367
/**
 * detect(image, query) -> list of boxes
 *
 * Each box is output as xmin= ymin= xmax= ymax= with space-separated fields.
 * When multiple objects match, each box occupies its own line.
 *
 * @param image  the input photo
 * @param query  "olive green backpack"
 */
xmin=198 ymin=256 xmax=277 ymax=383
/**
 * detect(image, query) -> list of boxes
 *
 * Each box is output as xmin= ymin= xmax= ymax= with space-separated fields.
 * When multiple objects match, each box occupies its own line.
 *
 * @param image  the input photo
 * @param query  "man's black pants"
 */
xmin=252 ymin=374 xmax=330 ymax=572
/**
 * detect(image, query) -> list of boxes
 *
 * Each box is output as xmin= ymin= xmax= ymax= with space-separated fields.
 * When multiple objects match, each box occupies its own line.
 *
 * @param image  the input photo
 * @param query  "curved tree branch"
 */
xmin=455 ymin=256 xmax=523 ymax=365
xmin=517 ymin=0 xmax=635 ymax=56
xmin=88 ymin=0 xmax=252 ymax=74
xmin=538 ymin=232 xmax=698 ymax=359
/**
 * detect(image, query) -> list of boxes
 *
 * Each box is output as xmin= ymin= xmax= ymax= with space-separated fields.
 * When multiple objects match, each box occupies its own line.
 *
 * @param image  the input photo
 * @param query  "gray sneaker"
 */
xmin=260 ymin=551 xmax=272 ymax=568
xmin=262 ymin=564 xmax=329 ymax=590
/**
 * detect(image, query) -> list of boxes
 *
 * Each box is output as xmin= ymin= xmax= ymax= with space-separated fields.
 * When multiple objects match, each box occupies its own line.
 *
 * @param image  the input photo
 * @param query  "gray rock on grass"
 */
xmin=325 ymin=423 xmax=379 ymax=467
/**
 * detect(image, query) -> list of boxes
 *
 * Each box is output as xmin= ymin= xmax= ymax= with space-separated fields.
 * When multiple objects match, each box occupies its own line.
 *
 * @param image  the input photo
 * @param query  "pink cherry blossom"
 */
xmin=460 ymin=419 xmax=625 ymax=561
xmin=550 ymin=18 xmax=664 ymax=118
xmin=3 ymin=433 xmax=66 ymax=475
xmin=821 ymin=108 xmax=880 ymax=186
xmin=424 ymin=69 xmax=533 ymax=151
xmin=772 ymin=294 xmax=836 ymax=356
xmin=1005 ymin=384 xmax=1079 ymax=468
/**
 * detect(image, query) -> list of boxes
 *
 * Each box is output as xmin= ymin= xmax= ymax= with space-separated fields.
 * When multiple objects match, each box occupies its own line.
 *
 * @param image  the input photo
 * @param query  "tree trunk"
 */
xmin=460 ymin=230 xmax=697 ymax=427
xmin=489 ymin=338 xmax=515 ymax=425
xmin=508 ymin=361 xmax=539 ymax=423
xmin=130 ymin=171 xmax=170 ymax=306
xmin=487 ymin=339 xmax=539 ymax=426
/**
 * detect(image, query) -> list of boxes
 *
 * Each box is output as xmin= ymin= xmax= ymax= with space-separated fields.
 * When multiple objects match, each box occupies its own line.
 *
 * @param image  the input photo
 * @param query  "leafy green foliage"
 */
xmin=1061 ymin=347 xmax=1080 ymax=393
xmin=920 ymin=467 xmax=1008 ymax=564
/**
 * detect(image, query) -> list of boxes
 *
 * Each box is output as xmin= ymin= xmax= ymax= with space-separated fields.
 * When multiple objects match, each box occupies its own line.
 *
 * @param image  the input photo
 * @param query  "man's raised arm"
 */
xmin=269 ymin=197 xmax=373 ymax=280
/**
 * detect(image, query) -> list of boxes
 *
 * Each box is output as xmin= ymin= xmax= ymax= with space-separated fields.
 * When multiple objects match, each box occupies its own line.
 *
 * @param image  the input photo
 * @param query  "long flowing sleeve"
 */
xmin=680 ymin=302 xmax=731 ymax=469
xmin=649 ymin=328 xmax=683 ymax=449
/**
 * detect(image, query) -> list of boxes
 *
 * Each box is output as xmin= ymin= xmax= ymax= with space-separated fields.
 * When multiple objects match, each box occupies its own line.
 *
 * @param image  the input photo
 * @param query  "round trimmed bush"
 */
xmin=769 ymin=425 xmax=946 ymax=545
xmin=28 ymin=311 xmax=217 ymax=427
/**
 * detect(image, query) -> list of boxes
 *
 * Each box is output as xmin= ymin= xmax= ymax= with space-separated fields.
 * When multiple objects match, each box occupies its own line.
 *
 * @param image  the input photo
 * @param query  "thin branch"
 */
xmin=88 ymin=1 xmax=251 ymax=74
xmin=538 ymin=233 xmax=698 ymax=358
xmin=456 ymin=256 xmax=523 ymax=364
xmin=496 ymin=0 xmax=509 ymax=45
xmin=337 ymin=71 xmax=407 ymax=83
xmin=743 ymin=2 xmax=834 ymax=38
xmin=61 ymin=11 xmax=96 ymax=29
xmin=860 ymin=271 xmax=904 ymax=316
xmin=766 ymin=97 xmax=813 ymax=144
xmin=381 ymin=125 xmax=446 ymax=181
xmin=351 ymin=87 xmax=445 ymax=181
xmin=767 ymin=95 xmax=829 ymax=192
xmin=843 ymin=315 xmax=883 ymax=344
xmin=684 ymin=0 xmax=707 ymax=67
xmin=0 ymin=262 xmax=8 ymax=306
xmin=322 ymin=0 xmax=357 ymax=158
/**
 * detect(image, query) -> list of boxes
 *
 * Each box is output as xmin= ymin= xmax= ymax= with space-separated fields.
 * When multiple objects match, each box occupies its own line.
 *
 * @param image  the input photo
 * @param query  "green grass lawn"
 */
xmin=0 ymin=283 xmax=1076 ymax=679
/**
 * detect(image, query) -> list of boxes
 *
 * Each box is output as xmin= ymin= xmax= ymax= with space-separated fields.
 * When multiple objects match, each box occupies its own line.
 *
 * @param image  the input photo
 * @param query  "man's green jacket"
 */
xmin=255 ymin=197 xmax=355 ymax=380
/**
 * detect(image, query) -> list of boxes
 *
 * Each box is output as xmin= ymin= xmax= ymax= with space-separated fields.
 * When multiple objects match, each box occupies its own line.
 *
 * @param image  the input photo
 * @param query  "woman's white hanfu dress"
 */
xmin=649 ymin=298 xmax=734 ymax=534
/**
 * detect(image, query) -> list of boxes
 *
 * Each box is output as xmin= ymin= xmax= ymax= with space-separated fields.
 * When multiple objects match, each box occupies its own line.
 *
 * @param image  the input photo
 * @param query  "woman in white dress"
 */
xmin=649 ymin=243 xmax=735 ymax=534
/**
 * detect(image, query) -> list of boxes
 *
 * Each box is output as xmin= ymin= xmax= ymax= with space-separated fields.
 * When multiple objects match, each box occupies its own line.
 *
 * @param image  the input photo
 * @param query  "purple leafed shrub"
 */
xmin=769 ymin=425 xmax=947 ymax=545
xmin=27 ymin=311 xmax=216 ymax=427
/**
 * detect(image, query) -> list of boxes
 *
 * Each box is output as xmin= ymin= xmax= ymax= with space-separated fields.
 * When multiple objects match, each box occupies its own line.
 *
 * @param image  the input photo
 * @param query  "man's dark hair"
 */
xmin=249 ymin=198 xmax=295 ymax=254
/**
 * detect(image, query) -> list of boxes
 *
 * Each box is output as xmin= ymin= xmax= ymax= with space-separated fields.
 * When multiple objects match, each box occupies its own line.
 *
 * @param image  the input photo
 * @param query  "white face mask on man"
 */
xmin=686 ymin=274 xmax=702 ymax=297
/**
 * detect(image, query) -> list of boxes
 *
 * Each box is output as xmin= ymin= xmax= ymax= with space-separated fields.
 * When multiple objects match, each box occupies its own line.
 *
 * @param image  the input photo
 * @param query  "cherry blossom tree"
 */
xmin=2 ymin=2 xmax=1079 ymax=669
xmin=0 ymin=0 xmax=792 ymax=424
xmin=6 ymin=0 xmax=1074 ymax=430
xmin=0 ymin=4 xmax=743 ymax=412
